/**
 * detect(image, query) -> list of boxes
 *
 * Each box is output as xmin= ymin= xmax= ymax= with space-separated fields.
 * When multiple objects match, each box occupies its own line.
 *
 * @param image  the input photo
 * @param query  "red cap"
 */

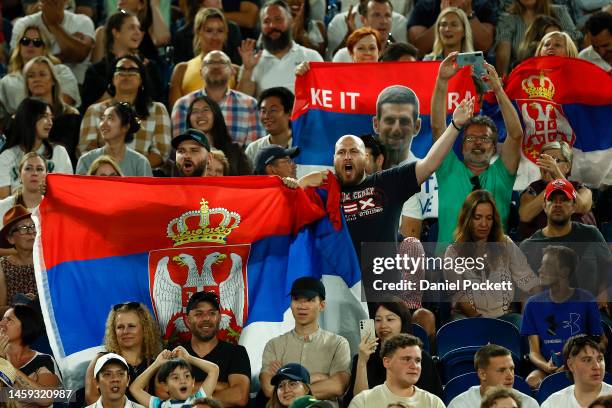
xmin=545 ymin=179 xmax=577 ymax=201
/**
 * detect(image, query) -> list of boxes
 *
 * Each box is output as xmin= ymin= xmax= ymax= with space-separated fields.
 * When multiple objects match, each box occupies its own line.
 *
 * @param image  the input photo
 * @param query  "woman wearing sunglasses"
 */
xmin=0 ymin=205 xmax=38 ymax=315
xmin=0 ymin=25 xmax=80 ymax=123
xmin=85 ymin=302 xmax=161 ymax=405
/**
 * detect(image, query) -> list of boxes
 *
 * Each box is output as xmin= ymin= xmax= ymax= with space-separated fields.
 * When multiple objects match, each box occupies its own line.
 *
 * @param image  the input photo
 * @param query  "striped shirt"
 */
xmin=171 ymin=88 xmax=264 ymax=146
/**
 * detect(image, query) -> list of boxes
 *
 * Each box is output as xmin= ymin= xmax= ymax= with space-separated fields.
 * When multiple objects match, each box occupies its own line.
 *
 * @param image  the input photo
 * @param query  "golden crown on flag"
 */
xmin=167 ymin=199 xmax=241 ymax=246
xmin=521 ymin=71 xmax=555 ymax=100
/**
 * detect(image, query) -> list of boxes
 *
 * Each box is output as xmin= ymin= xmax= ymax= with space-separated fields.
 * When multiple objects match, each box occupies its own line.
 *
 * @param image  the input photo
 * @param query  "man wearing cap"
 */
xmin=182 ymin=291 xmax=251 ymax=407
xmin=87 ymin=353 xmax=145 ymax=408
xmin=349 ymin=334 xmax=444 ymax=408
xmin=254 ymin=145 xmax=299 ymax=179
xmin=171 ymin=129 xmax=211 ymax=177
xmin=260 ymin=277 xmax=351 ymax=407
xmin=520 ymin=179 xmax=611 ymax=300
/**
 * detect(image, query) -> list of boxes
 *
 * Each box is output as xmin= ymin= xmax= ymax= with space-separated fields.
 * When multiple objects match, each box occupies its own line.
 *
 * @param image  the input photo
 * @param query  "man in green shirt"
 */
xmin=431 ymin=52 xmax=523 ymax=250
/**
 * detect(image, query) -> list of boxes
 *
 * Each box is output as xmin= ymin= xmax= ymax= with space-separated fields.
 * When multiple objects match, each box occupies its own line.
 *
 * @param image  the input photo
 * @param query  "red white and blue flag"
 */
xmin=33 ymin=175 xmax=362 ymax=388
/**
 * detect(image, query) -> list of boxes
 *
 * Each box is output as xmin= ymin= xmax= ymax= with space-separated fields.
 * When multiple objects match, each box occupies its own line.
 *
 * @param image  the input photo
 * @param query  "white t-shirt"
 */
xmin=10 ymin=11 xmax=95 ymax=83
xmin=0 ymin=145 xmax=73 ymax=194
xmin=349 ymin=383 xmax=445 ymax=408
xmin=578 ymin=46 xmax=611 ymax=72
xmin=448 ymin=385 xmax=539 ymax=408
xmin=326 ymin=11 xmax=408 ymax=60
xmin=244 ymin=135 xmax=293 ymax=166
xmin=541 ymin=383 xmax=612 ymax=408
xmin=86 ymin=397 xmax=145 ymax=408
xmin=249 ymin=42 xmax=323 ymax=96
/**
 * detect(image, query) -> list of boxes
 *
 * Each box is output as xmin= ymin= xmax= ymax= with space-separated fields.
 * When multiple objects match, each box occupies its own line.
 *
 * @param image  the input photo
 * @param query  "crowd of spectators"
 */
xmin=0 ymin=0 xmax=610 ymax=406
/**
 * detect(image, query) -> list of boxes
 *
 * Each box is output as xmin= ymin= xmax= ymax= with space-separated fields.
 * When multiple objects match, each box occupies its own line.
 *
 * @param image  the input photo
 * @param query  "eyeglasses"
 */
xmin=464 ymin=135 xmax=493 ymax=144
xmin=259 ymin=107 xmax=281 ymax=116
xmin=113 ymin=301 xmax=141 ymax=311
xmin=114 ymin=67 xmax=140 ymax=76
xmin=10 ymin=224 xmax=36 ymax=235
xmin=470 ymin=175 xmax=481 ymax=192
xmin=20 ymin=37 xmax=44 ymax=47
xmin=277 ymin=380 xmax=302 ymax=391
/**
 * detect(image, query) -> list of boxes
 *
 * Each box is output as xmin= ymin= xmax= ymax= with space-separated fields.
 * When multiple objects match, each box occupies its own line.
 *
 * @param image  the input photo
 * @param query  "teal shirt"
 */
xmin=436 ymin=152 xmax=516 ymax=249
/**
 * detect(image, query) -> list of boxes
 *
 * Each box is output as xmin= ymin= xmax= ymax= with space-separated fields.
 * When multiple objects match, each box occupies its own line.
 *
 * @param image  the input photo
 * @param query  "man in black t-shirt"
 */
xmin=334 ymin=92 xmax=475 ymax=256
xmin=183 ymin=291 xmax=251 ymax=407
xmin=520 ymin=179 xmax=611 ymax=301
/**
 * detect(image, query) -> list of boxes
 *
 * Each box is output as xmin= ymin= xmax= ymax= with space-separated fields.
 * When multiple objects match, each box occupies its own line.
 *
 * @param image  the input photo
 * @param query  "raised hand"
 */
xmin=536 ymin=153 xmax=565 ymax=180
xmin=452 ymin=96 xmax=475 ymax=127
xmin=481 ymin=62 xmax=503 ymax=92
xmin=346 ymin=5 xmax=357 ymax=33
xmin=295 ymin=61 xmax=311 ymax=76
xmin=238 ymin=39 xmax=263 ymax=71
xmin=357 ymin=335 xmax=379 ymax=362
xmin=171 ymin=346 xmax=189 ymax=360
xmin=438 ymin=51 xmax=462 ymax=81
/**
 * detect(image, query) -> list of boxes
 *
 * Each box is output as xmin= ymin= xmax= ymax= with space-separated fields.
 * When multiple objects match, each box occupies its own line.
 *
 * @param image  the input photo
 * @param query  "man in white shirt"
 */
xmin=332 ymin=0 xmax=403 ymax=62
xmin=542 ymin=335 xmax=611 ymax=408
xmin=349 ymin=334 xmax=444 ymax=408
xmin=327 ymin=0 xmax=407 ymax=60
xmin=87 ymin=353 xmax=145 ymax=408
xmin=10 ymin=0 xmax=95 ymax=83
xmin=448 ymin=344 xmax=539 ymax=408
xmin=236 ymin=0 xmax=323 ymax=97
xmin=578 ymin=12 xmax=612 ymax=71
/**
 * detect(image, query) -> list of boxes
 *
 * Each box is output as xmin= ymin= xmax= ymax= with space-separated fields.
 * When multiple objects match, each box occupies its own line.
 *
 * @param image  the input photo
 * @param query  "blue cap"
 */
xmin=171 ymin=128 xmax=211 ymax=152
xmin=271 ymin=363 xmax=310 ymax=385
xmin=254 ymin=145 xmax=300 ymax=175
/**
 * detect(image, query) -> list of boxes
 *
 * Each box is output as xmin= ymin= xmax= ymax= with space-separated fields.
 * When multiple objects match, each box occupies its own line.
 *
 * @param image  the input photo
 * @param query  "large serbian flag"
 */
xmin=33 ymin=175 xmax=362 ymax=388
xmin=291 ymin=61 xmax=476 ymax=166
xmin=504 ymin=56 xmax=612 ymax=188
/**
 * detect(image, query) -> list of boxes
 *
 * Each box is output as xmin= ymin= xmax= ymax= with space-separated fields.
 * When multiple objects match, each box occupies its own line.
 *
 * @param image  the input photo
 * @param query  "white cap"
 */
xmin=93 ymin=353 xmax=129 ymax=378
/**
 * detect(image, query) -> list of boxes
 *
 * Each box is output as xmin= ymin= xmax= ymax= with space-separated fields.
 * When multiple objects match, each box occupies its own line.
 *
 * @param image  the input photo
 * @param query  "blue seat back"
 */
xmin=437 ymin=318 xmax=521 ymax=359
xmin=412 ymin=323 xmax=430 ymax=352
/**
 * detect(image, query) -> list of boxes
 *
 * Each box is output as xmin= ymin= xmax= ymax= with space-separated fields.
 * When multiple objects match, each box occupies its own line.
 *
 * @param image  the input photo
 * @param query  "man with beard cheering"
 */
xmin=182 ymin=291 xmax=251 ymax=407
xmin=236 ymin=0 xmax=323 ymax=97
xmin=172 ymin=129 xmax=211 ymax=177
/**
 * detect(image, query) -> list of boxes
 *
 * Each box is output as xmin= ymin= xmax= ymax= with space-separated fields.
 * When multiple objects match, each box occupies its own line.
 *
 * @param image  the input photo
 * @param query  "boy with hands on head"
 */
xmin=129 ymin=346 xmax=219 ymax=408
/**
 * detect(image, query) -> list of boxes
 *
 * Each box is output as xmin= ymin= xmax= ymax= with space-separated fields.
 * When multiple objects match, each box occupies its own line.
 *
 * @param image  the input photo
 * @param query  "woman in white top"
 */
xmin=0 ymin=25 xmax=80 ymax=120
xmin=0 ymin=98 xmax=72 ymax=199
xmin=0 ymin=152 xmax=46 ymax=224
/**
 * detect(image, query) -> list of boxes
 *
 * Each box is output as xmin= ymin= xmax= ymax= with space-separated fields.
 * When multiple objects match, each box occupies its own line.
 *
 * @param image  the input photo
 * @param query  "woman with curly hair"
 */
xmin=84 ymin=301 xmax=161 ymax=405
xmin=444 ymin=190 xmax=540 ymax=328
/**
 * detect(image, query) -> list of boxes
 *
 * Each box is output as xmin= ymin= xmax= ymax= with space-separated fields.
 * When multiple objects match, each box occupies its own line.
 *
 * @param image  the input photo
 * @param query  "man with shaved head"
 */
xmin=334 ymin=93 xmax=475 ymax=255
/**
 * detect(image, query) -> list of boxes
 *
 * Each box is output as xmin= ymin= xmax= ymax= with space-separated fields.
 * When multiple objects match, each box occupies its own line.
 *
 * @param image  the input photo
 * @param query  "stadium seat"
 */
xmin=437 ymin=318 xmax=522 ymax=383
xmin=444 ymin=372 xmax=534 ymax=405
xmin=536 ymin=372 xmax=572 ymax=404
xmin=412 ymin=323 xmax=430 ymax=352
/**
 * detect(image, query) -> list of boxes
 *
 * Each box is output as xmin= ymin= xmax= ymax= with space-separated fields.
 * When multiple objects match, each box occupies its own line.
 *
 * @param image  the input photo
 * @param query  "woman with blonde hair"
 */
xmin=87 ymin=155 xmax=124 ymax=176
xmin=23 ymin=56 xmax=81 ymax=165
xmin=84 ymin=302 xmax=161 ymax=405
xmin=424 ymin=7 xmax=474 ymax=61
xmin=168 ymin=8 xmax=239 ymax=108
xmin=0 ymin=25 xmax=80 ymax=119
xmin=0 ymin=152 xmax=46 ymax=222
xmin=516 ymin=15 xmax=562 ymax=62
xmin=535 ymin=31 xmax=578 ymax=57
xmin=495 ymin=0 xmax=580 ymax=75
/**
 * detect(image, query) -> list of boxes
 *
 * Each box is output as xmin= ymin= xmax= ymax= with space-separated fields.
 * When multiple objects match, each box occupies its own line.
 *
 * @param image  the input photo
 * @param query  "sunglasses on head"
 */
xmin=20 ymin=37 xmax=44 ymax=47
xmin=112 ymin=301 xmax=140 ymax=311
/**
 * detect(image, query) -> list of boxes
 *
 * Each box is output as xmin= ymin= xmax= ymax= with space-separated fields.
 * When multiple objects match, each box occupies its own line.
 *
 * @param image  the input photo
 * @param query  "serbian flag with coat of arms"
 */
xmin=291 ymin=61 xmax=476 ymax=166
xmin=32 ymin=175 xmax=363 ymax=389
xmin=503 ymin=56 xmax=612 ymax=188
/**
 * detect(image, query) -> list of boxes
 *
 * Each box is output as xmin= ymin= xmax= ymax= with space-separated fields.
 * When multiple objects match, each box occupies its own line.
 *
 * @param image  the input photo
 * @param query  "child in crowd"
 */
xmin=129 ymin=346 xmax=219 ymax=408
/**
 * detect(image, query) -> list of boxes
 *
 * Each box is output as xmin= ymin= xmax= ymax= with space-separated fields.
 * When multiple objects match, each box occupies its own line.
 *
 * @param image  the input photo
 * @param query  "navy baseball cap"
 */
xmin=254 ymin=145 xmax=300 ymax=175
xmin=290 ymin=277 xmax=325 ymax=300
xmin=271 ymin=363 xmax=311 ymax=385
xmin=171 ymin=128 xmax=211 ymax=151
xmin=186 ymin=291 xmax=220 ymax=313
